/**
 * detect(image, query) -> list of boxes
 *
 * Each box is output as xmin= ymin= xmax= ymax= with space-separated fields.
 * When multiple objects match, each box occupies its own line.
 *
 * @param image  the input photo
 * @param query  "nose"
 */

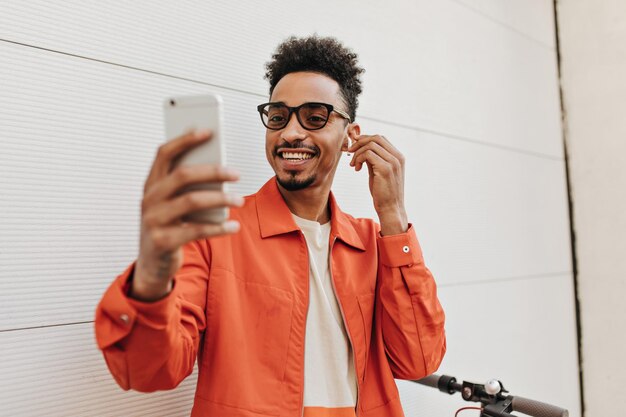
xmin=280 ymin=112 xmax=307 ymax=143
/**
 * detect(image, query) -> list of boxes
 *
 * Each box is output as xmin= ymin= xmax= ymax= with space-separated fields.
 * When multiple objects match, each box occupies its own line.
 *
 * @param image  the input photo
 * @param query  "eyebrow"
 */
xmin=267 ymin=101 xmax=338 ymax=107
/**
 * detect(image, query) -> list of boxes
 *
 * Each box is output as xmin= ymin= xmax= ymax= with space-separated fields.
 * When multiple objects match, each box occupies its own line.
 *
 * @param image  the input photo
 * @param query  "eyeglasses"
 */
xmin=257 ymin=102 xmax=351 ymax=131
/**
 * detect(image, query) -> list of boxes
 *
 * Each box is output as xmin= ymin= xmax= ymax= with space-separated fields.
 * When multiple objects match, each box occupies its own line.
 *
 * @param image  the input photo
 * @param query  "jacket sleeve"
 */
xmin=376 ymin=224 xmax=446 ymax=380
xmin=93 ymin=239 xmax=210 ymax=392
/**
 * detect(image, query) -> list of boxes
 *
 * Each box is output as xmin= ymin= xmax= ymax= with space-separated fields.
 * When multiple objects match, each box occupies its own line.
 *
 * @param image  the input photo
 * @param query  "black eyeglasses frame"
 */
xmin=256 ymin=101 xmax=352 ymax=131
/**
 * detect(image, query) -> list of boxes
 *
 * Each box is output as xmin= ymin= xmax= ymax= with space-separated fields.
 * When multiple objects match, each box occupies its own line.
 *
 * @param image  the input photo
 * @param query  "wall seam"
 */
xmin=0 ymin=37 xmax=563 ymax=163
xmin=0 ymin=320 xmax=93 ymax=334
xmin=0 ymin=271 xmax=574 ymax=333
xmin=439 ymin=270 xmax=571 ymax=288
xmin=447 ymin=0 xmax=555 ymax=50
xmin=553 ymin=1 xmax=585 ymax=416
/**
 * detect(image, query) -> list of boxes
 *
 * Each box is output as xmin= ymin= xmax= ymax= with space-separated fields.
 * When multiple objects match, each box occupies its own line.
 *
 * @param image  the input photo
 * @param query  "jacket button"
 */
xmin=120 ymin=313 xmax=130 ymax=324
xmin=402 ymin=245 xmax=410 ymax=253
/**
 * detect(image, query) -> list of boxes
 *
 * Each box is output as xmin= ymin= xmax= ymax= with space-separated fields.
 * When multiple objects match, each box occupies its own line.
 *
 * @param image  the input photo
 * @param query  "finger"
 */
xmin=145 ymin=190 xmax=244 ymax=227
xmin=181 ymin=219 xmax=241 ymax=240
xmin=350 ymin=141 xmax=397 ymax=169
xmin=144 ymin=164 xmax=240 ymax=208
xmin=145 ymin=129 xmax=212 ymax=191
xmin=352 ymin=148 xmax=392 ymax=174
xmin=149 ymin=220 xmax=241 ymax=252
xmin=349 ymin=134 xmax=403 ymax=162
xmin=348 ymin=134 xmax=379 ymax=150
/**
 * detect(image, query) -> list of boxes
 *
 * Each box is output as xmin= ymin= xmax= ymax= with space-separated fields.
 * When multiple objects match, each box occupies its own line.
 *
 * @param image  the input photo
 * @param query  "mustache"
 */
xmin=273 ymin=140 xmax=319 ymax=155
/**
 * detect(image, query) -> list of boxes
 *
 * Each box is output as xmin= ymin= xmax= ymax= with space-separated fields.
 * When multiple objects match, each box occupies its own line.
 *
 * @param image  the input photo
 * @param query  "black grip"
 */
xmin=512 ymin=396 xmax=569 ymax=417
xmin=414 ymin=374 xmax=441 ymax=389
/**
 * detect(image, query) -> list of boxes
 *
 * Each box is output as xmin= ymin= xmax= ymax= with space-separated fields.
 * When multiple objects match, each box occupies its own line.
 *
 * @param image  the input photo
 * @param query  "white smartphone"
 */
xmin=163 ymin=93 xmax=227 ymax=224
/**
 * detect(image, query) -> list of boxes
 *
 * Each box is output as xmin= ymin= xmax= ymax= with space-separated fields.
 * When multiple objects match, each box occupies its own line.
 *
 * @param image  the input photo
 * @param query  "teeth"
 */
xmin=282 ymin=152 xmax=313 ymax=160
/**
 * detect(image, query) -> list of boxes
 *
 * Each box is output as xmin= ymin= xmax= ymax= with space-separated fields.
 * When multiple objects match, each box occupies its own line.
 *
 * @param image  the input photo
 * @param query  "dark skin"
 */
xmin=266 ymin=72 xmax=407 ymax=234
xmin=131 ymin=71 xmax=407 ymax=301
xmin=131 ymin=131 xmax=243 ymax=301
xmin=348 ymin=132 xmax=408 ymax=235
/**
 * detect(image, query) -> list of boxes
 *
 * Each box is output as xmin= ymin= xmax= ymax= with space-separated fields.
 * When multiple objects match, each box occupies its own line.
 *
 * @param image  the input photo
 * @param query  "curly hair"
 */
xmin=264 ymin=35 xmax=365 ymax=121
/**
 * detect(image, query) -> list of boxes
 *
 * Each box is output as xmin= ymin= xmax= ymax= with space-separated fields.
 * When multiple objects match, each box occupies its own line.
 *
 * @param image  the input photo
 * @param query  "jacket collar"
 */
xmin=255 ymin=177 xmax=366 ymax=251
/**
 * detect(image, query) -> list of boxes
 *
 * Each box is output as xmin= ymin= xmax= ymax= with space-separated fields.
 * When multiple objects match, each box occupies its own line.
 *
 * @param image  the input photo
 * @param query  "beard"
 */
xmin=276 ymin=172 xmax=316 ymax=191
xmin=273 ymin=139 xmax=319 ymax=191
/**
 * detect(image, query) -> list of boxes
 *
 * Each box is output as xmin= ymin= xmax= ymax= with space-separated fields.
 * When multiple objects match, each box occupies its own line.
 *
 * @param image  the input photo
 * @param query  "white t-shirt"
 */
xmin=293 ymin=214 xmax=358 ymax=417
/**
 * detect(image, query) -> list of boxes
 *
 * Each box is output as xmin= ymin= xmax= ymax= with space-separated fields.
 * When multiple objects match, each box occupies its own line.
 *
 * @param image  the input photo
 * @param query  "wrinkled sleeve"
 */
xmin=376 ymin=224 xmax=446 ymax=380
xmin=94 ymin=239 xmax=210 ymax=392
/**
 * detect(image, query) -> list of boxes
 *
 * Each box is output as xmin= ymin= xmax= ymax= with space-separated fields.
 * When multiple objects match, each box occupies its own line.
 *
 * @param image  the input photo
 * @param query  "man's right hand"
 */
xmin=131 ymin=129 xmax=243 ymax=301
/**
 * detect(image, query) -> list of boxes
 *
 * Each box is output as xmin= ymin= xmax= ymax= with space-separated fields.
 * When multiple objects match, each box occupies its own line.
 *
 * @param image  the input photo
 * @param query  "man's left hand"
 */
xmin=349 ymin=134 xmax=408 ymax=236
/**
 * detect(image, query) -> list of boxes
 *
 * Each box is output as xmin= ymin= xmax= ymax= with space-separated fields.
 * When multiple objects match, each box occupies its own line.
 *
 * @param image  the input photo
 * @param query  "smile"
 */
xmin=276 ymin=147 xmax=317 ymax=162
xmin=281 ymin=152 xmax=314 ymax=161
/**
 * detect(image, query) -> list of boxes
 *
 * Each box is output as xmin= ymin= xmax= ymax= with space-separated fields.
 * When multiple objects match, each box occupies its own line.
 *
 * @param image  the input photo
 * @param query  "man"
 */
xmin=95 ymin=36 xmax=446 ymax=417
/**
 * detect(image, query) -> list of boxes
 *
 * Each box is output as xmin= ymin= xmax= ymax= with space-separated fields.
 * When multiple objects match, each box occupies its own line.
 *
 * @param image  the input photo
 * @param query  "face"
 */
xmin=264 ymin=71 xmax=355 ymax=192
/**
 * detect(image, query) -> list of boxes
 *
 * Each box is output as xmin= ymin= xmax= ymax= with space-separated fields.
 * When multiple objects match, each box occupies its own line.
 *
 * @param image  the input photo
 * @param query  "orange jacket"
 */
xmin=95 ymin=178 xmax=446 ymax=417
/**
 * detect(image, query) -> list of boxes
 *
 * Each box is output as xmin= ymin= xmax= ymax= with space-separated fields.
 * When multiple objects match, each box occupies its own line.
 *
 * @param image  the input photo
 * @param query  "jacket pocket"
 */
xmin=357 ymin=293 xmax=375 ymax=382
xmin=198 ymin=270 xmax=294 ymax=414
xmin=357 ymin=292 xmax=400 ymax=412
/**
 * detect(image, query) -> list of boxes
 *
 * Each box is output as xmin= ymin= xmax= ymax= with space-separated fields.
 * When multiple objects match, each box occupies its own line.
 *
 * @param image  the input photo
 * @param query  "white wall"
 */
xmin=557 ymin=0 xmax=626 ymax=416
xmin=0 ymin=1 xmax=579 ymax=415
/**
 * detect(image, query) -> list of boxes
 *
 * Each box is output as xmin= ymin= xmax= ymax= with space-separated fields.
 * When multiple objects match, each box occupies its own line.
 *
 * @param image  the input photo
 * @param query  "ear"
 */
xmin=341 ymin=123 xmax=361 ymax=151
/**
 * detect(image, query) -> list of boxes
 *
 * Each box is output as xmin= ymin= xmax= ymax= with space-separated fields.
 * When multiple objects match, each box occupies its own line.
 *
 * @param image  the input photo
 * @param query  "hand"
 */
xmin=132 ymin=130 xmax=243 ymax=301
xmin=348 ymin=134 xmax=408 ymax=236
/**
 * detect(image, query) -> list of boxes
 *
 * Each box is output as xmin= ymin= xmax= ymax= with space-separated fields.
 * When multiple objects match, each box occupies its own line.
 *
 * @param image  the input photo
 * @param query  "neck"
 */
xmin=277 ymin=180 xmax=332 ymax=224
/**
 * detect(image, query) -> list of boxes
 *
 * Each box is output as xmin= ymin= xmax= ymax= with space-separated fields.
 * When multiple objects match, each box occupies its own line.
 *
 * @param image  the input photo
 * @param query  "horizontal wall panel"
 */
xmin=0 ymin=323 xmax=196 ymax=416
xmin=451 ymin=0 xmax=556 ymax=47
xmin=344 ymin=0 xmax=561 ymax=160
xmin=0 ymin=40 xmax=570 ymax=330
xmin=0 ymin=40 xmax=272 ymax=331
xmin=0 ymin=275 xmax=579 ymax=417
xmin=0 ymin=0 xmax=562 ymax=158
xmin=352 ymin=119 xmax=572 ymax=286
xmin=429 ymin=273 xmax=581 ymax=417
